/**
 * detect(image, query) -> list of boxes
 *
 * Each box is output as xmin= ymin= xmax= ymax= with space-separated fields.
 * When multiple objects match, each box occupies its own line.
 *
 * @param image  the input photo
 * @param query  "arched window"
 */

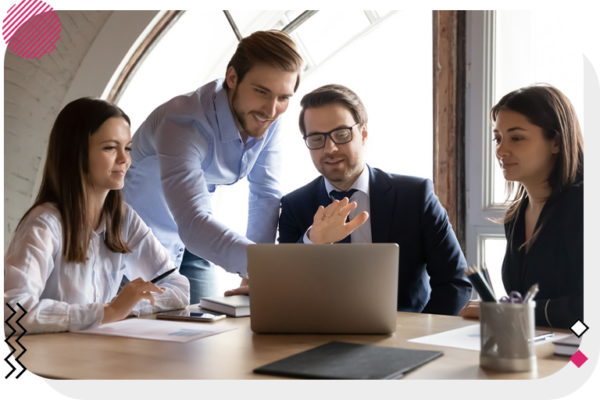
xmin=106 ymin=10 xmax=433 ymax=292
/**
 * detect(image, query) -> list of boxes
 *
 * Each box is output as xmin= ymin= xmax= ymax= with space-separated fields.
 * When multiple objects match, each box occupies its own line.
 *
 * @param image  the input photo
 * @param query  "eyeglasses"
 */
xmin=303 ymin=123 xmax=360 ymax=150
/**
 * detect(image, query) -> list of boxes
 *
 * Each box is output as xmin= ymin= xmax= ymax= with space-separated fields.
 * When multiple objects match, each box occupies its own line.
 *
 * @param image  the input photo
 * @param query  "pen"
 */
xmin=481 ymin=263 xmax=496 ymax=298
xmin=534 ymin=332 xmax=554 ymax=342
xmin=523 ymin=283 xmax=539 ymax=303
xmin=465 ymin=267 xmax=497 ymax=302
xmin=113 ymin=267 xmax=177 ymax=298
xmin=151 ymin=267 xmax=177 ymax=284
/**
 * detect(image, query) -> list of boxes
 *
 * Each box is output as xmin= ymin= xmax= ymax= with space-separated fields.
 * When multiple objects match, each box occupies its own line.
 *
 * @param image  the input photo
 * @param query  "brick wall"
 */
xmin=4 ymin=11 xmax=112 ymax=251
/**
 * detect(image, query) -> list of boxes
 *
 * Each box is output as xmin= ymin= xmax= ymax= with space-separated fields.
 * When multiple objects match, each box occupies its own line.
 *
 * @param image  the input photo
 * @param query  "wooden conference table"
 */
xmin=18 ymin=306 xmax=570 ymax=380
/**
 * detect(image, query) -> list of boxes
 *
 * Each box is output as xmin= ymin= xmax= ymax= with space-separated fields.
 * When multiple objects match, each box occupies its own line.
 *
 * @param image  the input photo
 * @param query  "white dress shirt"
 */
xmin=303 ymin=165 xmax=372 ymax=244
xmin=4 ymin=202 xmax=190 ymax=335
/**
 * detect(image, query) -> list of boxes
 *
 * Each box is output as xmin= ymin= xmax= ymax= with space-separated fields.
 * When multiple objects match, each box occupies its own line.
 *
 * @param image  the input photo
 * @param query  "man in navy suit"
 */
xmin=278 ymin=84 xmax=472 ymax=315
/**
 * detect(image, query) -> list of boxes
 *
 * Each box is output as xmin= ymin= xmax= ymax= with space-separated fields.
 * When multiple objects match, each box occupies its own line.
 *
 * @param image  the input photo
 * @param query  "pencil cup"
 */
xmin=479 ymin=302 xmax=536 ymax=372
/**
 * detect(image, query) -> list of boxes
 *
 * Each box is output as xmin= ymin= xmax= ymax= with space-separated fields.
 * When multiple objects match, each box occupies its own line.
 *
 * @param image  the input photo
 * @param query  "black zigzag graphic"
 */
xmin=2 ymin=303 xmax=27 ymax=380
xmin=14 ymin=303 xmax=28 ymax=378
xmin=4 ymin=303 xmax=17 ymax=379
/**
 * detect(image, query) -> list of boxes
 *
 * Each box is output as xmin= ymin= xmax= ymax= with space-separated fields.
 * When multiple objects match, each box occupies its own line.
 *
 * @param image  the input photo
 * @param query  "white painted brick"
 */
xmin=4 ymin=190 xmax=31 ymax=219
xmin=4 ymin=10 xmax=112 ymax=249
xmin=4 ymin=190 xmax=31 ymax=251
xmin=4 ymin=174 xmax=33 ymax=197
xmin=4 ymin=103 xmax=21 ymax=119
xmin=3 ymin=68 xmax=23 ymax=86
xmin=2 ymin=221 xmax=13 ymax=254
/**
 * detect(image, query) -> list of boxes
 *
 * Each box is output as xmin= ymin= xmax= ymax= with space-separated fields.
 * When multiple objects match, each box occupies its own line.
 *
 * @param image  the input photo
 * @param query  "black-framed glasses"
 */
xmin=303 ymin=123 xmax=360 ymax=150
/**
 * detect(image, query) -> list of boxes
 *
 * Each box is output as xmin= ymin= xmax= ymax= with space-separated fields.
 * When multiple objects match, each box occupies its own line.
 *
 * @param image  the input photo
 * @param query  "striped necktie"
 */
xmin=329 ymin=189 xmax=358 ymax=243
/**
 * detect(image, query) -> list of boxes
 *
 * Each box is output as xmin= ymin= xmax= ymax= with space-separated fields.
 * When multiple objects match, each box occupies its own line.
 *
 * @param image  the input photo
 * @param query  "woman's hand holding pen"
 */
xmin=459 ymin=300 xmax=480 ymax=319
xmin=102 ymin=278 xmax=165 ymax=324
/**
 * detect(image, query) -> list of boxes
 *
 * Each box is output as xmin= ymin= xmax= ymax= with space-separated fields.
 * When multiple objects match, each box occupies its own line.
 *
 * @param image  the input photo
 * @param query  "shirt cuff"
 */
xmin=303 ymin=227 xmax=314 ymax=244
xmin=68 ymin=303 xmax=104 ymax=331
xmin=134 ymin=289 xmax=188 ymax=316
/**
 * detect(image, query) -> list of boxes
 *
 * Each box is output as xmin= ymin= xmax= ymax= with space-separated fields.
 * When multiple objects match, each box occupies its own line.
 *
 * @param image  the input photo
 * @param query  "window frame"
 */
xmin=465 ymin=10 xmax=508 ymax=269
xmin=105 ymin=10 xmax=472 ymax=247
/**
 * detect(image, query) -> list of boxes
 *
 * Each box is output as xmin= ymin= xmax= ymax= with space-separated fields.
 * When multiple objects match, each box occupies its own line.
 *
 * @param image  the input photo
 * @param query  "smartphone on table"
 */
xmin=156 ymin=309 xmax=226 ymax=322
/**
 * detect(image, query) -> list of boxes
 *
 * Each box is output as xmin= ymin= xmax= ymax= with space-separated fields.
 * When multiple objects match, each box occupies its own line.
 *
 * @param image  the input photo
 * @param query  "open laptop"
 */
xmin=247 ymin=244 xmax=399 ymax=334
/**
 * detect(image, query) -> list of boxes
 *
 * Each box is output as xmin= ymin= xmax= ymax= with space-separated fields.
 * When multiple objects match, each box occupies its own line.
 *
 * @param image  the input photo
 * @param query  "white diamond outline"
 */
xmin=570 ymin=319 xmax=589 ymax=338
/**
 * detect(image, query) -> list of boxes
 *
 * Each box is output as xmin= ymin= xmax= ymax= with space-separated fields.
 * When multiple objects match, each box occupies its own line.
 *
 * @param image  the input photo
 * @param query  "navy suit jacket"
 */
xmin=278 ymin=166 xmax=472 ymax=315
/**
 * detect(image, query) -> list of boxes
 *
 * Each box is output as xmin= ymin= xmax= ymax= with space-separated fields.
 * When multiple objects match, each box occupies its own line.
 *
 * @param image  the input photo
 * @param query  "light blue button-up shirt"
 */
xmin=122 ymin=79 xmax=283 ymax=277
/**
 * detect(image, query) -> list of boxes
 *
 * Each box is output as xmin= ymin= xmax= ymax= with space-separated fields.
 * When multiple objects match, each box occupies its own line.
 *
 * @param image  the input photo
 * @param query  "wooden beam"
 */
xmin=432 ymin=10 xmax=466 ymax=250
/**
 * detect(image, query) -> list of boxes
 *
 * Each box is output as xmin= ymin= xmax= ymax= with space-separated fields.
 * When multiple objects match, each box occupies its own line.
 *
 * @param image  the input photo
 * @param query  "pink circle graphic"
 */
xmin=2 ymin=0 xmax=61 ymax=59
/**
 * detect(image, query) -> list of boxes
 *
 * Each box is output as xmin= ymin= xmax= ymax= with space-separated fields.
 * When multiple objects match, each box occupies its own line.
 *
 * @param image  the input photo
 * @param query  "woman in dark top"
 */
xmin=462 ymin=84 xmax=583 ymax=329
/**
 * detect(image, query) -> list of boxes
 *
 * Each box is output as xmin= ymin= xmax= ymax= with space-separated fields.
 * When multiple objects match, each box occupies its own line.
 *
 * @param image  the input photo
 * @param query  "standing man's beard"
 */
xmin=231 ymin=87 xmax=273 ymax=138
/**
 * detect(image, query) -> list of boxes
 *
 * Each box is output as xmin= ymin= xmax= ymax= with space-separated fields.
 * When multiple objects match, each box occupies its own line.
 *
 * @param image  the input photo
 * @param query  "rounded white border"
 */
xmin=2 ymin=1 xmax=599 ymax=400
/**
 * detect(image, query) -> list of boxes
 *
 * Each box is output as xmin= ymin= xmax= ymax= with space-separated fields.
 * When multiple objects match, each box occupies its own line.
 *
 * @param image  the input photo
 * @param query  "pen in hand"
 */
xmin=115 ymin=267 xmax=177 ymax=297
xmin=151 ymin=267 xmax=177 ymax=284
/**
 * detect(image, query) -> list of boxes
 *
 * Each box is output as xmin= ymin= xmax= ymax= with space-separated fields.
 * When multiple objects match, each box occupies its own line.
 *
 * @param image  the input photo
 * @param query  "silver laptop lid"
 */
xmin=248 ymin=244 xmax=399 ymax=334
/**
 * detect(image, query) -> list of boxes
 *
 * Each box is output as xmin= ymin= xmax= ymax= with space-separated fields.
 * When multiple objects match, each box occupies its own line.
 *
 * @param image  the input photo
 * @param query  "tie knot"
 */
xmin=330 ymin=189 xmax=358 ymax=202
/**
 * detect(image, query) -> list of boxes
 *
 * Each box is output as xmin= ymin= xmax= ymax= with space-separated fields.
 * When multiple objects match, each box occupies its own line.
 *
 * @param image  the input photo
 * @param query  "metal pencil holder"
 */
xmin=480 ymin=301 xmax=537 ymax=372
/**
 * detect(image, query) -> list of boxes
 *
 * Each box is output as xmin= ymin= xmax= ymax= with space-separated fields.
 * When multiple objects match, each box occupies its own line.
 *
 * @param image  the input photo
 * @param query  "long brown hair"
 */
xmin=18 ymin=97 xmax=132 ymax=263
xmin=490 ymin=84 xmax=584 ymax=244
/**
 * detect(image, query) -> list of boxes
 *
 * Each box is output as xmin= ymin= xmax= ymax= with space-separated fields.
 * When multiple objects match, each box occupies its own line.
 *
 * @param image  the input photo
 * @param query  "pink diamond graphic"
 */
xmin=570 ymin=350 xmax=588 ymax=368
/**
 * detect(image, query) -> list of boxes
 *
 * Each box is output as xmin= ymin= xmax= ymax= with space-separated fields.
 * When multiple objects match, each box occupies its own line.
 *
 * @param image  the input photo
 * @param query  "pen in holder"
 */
xmin=479 ymin=301 xmax=537 ymax=372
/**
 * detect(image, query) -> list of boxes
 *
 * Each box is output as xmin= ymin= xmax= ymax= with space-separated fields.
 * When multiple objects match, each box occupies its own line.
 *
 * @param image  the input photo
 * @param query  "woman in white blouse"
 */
xmin=4 ymin=98 xmax=190 ymax=334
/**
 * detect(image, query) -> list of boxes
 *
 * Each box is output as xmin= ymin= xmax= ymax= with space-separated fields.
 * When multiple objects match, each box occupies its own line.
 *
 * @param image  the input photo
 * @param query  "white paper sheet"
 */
xmin=78 ymin=319 xmax=236 ymax=343
xmin=407 ymin=324 xmax=571 ymax=351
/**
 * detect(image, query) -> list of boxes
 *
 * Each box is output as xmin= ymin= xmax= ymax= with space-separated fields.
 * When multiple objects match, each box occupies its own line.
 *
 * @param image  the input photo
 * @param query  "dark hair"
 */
xmin=490 ymin=84 xmax=584 ymax=245
xmin=299 ymin=84 xmax=369 ymax=135
xmin=18 ymin=97 xmax=132 ymax=263
xmin=224 ymin=30 xmax=303 ymax=91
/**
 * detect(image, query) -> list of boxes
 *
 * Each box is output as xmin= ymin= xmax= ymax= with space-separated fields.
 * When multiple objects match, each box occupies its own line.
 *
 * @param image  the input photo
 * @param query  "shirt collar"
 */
xmin=213 ymin=79 xmax=242 ymax=143
xmin=324 ymin=164 xmax=370 ymax=197
xmin=94 ymin=214 xmax=107 ymax=239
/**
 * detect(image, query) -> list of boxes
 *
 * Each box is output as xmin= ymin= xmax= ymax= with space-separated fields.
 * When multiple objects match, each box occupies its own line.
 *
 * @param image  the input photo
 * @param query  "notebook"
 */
xmin=553 ymin=335 xmax=581 ymax=357
xmin=199 ymin=295 xmax=250 ymax=317
xmin=253 ymin=341 xmax=443 ymax=380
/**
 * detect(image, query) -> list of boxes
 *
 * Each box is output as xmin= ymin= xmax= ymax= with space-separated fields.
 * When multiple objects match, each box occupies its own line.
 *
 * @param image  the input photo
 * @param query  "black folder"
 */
xmin=253 ymin=341 xmax=443 ymax=380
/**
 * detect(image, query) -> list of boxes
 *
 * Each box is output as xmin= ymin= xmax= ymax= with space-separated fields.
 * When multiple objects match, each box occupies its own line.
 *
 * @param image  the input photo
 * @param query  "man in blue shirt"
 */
xmin=122 ymin=30 xmax=303 ymax=303
xmin=278 ymin=84 xmax=472 ymax=315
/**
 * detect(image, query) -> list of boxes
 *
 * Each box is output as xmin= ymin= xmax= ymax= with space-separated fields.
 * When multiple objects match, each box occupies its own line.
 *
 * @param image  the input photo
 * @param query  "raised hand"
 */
xmin=102 ymin=277 xmax=165 ymax=324
xmin=308 ymin=197 xmax=369 ymax=244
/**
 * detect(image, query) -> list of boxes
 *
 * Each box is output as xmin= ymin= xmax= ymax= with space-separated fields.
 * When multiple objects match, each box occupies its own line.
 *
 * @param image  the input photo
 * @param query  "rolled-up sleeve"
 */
xmin=4 ymin=213 xmax=104 ymax=334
